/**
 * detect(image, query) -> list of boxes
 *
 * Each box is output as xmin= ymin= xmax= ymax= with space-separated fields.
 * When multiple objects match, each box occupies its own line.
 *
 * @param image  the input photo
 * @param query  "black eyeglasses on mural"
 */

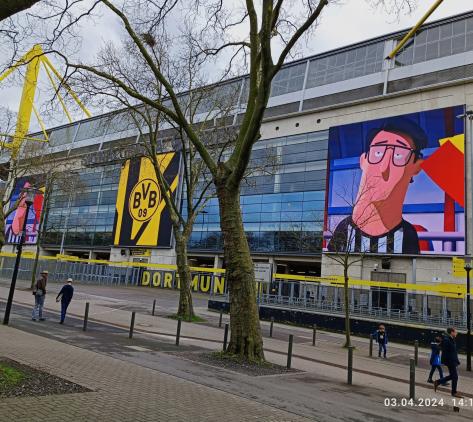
xmin=367 ymin=144 xmax=421 ymax=167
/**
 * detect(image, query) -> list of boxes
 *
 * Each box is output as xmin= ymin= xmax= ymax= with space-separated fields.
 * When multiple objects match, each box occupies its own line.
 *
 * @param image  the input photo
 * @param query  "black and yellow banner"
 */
xmin=113 ymin=153 xmax=180 ymax=247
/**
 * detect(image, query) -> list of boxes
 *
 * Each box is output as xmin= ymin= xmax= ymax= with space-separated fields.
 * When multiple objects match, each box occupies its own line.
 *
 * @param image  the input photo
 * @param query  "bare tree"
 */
xmin=4 ymin=0 xmax=417 ymax=361
xmin=72 ymin=32 xmax=240 ymax=320
xmin=324 ymin=171 xmax=387 ymax=348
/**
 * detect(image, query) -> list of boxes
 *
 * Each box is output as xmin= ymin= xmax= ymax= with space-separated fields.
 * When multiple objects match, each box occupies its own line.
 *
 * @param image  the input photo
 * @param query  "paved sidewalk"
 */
xmin=0 ymin=325 xmax=310 ymax=422
xmin=1 ymin=283 xmax=473 ymax=421
xmin=2 ymin=283 xmax=471 ymax=397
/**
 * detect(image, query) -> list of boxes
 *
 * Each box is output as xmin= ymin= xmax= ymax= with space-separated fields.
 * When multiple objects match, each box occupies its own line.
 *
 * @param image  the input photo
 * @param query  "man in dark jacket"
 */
xmin=32 ymin=270 xmax=48 ymax=321
xmin=434 ymin=327 xmax=462 ymax=397
xmin=56 ymin=278 xmax=74 ymax=324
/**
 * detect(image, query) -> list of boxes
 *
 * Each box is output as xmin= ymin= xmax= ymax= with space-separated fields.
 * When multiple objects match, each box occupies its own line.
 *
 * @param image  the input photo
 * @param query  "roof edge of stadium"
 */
xmin=32 ymin=9 xmax=473 ymax=136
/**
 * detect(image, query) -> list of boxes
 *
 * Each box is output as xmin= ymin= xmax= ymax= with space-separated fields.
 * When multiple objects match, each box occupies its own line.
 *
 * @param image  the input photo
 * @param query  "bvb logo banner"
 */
xmin=113 ymin=153 xmax=180 ymax=247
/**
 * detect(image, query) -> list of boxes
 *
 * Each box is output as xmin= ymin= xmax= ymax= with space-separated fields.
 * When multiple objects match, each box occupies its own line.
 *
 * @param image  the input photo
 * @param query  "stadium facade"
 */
xmin=4 ymin=10 xmax=473 ymax=288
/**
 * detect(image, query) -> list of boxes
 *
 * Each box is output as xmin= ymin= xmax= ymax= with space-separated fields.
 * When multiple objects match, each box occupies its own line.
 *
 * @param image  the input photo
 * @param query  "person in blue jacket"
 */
xmin=56 ymin=278 xmax=74 ymax=324
xmin=427 ymin=336 xmax=444 ymax=383
xmin=373 ymin=324 xmax=388 ymax=358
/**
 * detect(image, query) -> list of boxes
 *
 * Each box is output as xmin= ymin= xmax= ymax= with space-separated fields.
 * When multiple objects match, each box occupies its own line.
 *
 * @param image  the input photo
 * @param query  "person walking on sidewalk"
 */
xmin=434 ymin=327 xmax=462 ymax=397
xmin=56 ymin=278 xmax=74 ymax=324
xmin=427 ymin=336 xmax=444 ymax=383
xmin=374 ymin=324 xmax=388 ymax=358
xmin=32 ymin=270 xmax=48 ymax=321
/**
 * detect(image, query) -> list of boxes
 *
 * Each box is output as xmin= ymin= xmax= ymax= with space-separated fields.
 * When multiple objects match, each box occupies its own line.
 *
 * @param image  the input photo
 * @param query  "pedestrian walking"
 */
xmin=32 ymin=270 xmax=48 ymax=321
xmin=56 ymin=278 xmax=74 ymax=324
xmin=373 ymin=324 xmax=388 ymax=358
xmin=427 ymin=336 xmax=444 ymax=383
xmin=434 ymin=327 xmax=462 ymax=397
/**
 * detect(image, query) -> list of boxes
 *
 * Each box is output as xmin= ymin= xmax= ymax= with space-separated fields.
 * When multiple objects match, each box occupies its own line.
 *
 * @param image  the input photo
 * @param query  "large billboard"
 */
xmin=325 ymin=106 xmax=465 ymax=255
xmin=113 ymin=153 xmax=180 ymax=247
xmin=5 ymin=177 xmax=45 ymax=245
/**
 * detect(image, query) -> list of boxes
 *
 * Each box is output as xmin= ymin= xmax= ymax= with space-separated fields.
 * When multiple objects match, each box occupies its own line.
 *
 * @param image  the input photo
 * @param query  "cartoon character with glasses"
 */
xmin=328 ymin=117 xmax=427 ymax=254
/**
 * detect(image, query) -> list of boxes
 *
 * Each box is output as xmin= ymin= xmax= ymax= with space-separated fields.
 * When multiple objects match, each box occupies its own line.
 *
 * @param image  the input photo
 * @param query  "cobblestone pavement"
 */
xmin=0 ymin=325 xmax=310 ymax=422
xmin=1 ymin=283 xmax=472 ymax=421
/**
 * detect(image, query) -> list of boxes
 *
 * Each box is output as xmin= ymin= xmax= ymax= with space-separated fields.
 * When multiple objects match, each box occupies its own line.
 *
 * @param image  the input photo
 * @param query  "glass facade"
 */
xmin=270 ymin=62 xmax=307 ymax=97
xmin=30 ymin=12 xmax=473 ymax=256
xmin=395 ymin=16 xmax=473 ymax=66
xmin=306 ymin=42 xmax=385 ymax=88
xmin=42 ymin=130 xmax=328 ymax=255
xmin=188 ymin=131 xmax=328 ymax=254
xmin=43 ymin=165 xmax=120 ymax=248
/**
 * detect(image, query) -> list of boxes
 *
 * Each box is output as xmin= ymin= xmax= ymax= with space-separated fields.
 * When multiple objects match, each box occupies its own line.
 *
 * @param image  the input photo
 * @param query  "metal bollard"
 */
xmin=312 ymin=324 xmax=317 ymax=346
xmin=414 ymin=340 xmax=419 ymax=366
xmin=218 ymin=310 xmax=223 ymax=328
xmin=176 ymin=317 xmax=182 ymax=346
xmin=83 ymin=302 xmax=89 ymax=332
xmin=152 ymin=299 xmax=156 ymax=316
xmin=369 ymin=334 xmax=373 ymax=357
xmin=269 ymin=317 xmax=274 ymax=338
xmin=129 ymin=311 xmax=136 ymax=339
xmin=347 ymin=346 xmax=354 ymax=385
xmin=287 ymin=334 xmax=294 ymax=369
xmin=223 ymin=323 xmax=229 ymax=351
xmin=409 ymin=358 xmax=416 ymax=399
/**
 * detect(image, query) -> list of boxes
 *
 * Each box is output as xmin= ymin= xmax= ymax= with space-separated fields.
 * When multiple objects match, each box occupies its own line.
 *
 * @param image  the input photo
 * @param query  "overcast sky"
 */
xmin=1 ymin=1 xmax=472 ymax=131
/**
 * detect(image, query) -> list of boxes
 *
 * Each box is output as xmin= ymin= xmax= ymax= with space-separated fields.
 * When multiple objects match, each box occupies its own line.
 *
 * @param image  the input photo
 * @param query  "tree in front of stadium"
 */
xmin=73 ymin=30 xmax=241 ymax=320
xmin=324 ymin=172 xmax=388 ymax=348
xmin=48 ymin=0 xmax=333 ymax=361
xmin=15 ymin=0 xmax=417 ymax=362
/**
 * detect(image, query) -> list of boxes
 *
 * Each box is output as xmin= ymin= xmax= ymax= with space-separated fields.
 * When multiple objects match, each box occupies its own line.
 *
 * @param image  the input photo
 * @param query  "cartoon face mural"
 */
xmin=325 ymin=106 xmax=465 ymax=255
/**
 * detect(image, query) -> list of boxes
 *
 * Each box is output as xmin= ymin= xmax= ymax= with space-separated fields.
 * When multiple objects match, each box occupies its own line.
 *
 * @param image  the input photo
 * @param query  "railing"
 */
xmin=1 ymin=253 xmax=470 ymax=330
xmin=255 ymin=293 xmax=466 ymax=330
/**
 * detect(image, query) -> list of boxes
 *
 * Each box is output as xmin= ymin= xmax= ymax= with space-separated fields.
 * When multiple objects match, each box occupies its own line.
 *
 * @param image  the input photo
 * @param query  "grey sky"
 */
xmin=0 ymin=1 xmax=472 ymax=131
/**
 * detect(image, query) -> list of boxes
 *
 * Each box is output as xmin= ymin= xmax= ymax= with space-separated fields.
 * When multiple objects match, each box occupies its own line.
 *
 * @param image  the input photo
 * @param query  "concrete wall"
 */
xmin=321 ymin=254 xmax=463 ymax=285
xmin=109 ymin=246 xmax=177 ymax=266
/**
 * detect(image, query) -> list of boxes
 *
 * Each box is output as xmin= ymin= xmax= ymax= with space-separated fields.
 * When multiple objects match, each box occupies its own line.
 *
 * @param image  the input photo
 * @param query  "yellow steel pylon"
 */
xmin=0 ymin=44 xmax=91 ymax=158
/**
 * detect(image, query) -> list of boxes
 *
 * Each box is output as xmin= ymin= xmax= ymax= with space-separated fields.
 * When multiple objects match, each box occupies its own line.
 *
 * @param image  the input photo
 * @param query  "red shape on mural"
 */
xmin=421 ymin=141 xmax=464 ymax=207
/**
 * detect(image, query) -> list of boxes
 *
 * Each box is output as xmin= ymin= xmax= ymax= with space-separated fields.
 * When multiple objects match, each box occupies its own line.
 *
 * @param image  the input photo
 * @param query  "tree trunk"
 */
xmin=216 ymin=179 xmax=264 ymax=362
xmin=175 ymin=233 xmax=194 ymax=320
xmin=0 ymin=205 xmax=5 ymax=250
xmin=343 ymin=265 xmax=351 ymax=348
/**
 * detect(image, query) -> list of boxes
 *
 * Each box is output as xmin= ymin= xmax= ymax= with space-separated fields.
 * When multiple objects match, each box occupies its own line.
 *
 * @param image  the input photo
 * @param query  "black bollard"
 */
xmin=270 ymin=317 xmax=274 ymax=338
xmin=312 ymin=324 xmax=317 ymax=346
xmin=152 ymin=299 xmax=156 ymax=316
xmin=129 ymin=311 xmax=136 ymax=339
xmin=347 ymin=346 xmax=354 ymax=385
xmin=176 ymin=317 xmax=182 ymax=346
xmin=83 ymin=302 xmax=89 ymax=332
xmin=409 ymin=358 xmax=415 ymax=399
xmin=287 ymin=334 xmax=294 ymax=369
xmin=223 ymin=323 xmax=229 ymax=351
xmin=219 ymin=310 xmax=223 ymax=328
xmin=414 ymin=340 xmax=419 ymax=366
xmin=369 ymin=334 xmax=373 ymax=357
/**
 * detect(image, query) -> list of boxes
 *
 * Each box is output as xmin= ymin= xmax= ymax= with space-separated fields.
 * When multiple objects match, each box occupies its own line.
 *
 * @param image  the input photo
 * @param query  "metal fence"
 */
xmin=2 ymin=255 xmax=470 ymax=330
xmin=211 ymin=279 xmax=471 ymax=331
xmin=0 ymin=256 xmax=143 ymax=286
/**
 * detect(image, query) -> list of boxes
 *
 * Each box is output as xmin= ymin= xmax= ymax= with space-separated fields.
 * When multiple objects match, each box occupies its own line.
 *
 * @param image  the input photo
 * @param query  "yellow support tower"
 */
xmin=0 ymin=44 xmax=91 ymax=158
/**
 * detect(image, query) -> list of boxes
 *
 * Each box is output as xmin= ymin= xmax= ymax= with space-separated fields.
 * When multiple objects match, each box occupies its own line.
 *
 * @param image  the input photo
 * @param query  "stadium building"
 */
xmin=4 ymin=9 xmax=473 ymax=297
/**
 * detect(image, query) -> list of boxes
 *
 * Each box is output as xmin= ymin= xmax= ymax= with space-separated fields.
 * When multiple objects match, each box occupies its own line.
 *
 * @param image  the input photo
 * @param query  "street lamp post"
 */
xmin=465 ymin=258 xmax=472 ymax=372
xmin=3 ymin=187 xmax=36 ymax=325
